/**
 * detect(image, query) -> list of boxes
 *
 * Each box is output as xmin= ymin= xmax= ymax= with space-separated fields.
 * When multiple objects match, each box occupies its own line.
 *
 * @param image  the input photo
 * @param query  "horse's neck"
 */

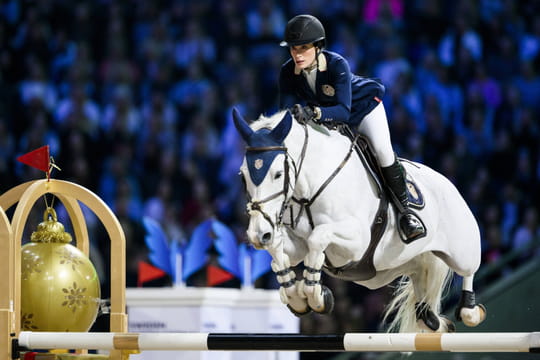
xmin=287 ymin=123 xmax=374 ymax=200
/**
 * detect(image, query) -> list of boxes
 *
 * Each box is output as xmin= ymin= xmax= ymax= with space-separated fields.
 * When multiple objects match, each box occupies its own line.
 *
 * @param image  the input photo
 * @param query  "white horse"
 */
xmin=232 ymin=108 xmax=486 ymax=332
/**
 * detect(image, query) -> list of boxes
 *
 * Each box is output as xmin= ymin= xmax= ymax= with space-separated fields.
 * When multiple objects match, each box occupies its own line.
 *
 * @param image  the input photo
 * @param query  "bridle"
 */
xmin=243 ymin=124 xmax=308 ymax=231
xmin=243 ymin=121 xmax=356 ymax=231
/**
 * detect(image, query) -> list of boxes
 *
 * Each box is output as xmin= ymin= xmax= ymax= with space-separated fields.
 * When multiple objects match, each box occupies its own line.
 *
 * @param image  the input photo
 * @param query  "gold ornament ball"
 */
xmin=21 ymin=208 xmax=101 ymax=331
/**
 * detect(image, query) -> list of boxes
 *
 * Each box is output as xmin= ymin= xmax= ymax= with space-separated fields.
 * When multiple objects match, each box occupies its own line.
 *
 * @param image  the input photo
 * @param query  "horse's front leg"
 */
xmin=300 ymin=247 xmax=333 ymax=313
xmin=266 ymin=231 xmax=310 ymax=316
xmin=299 ymin=221 xmax=361 ymax=314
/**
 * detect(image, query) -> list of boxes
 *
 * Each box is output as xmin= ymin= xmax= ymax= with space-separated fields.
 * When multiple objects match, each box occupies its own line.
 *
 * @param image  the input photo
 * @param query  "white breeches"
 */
xmin=356 ymin=102 xmax=395 ymax=167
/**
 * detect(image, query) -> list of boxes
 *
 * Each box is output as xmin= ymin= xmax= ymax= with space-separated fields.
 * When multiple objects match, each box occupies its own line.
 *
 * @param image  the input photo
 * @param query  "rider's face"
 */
xmin=290 ymin=43 xmax=317 ymax=70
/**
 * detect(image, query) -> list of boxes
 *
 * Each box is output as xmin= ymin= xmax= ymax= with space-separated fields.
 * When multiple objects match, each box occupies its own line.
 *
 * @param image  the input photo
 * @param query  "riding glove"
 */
xmin=291 ymin=104 xmax=315 ymax=124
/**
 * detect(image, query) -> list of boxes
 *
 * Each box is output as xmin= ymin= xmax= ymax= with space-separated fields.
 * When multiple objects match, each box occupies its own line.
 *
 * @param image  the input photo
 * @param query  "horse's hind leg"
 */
xmin=410 ymin=254 xmax=455 ymax=332
xmin=455 ymin=274 xmax=487 ymax=327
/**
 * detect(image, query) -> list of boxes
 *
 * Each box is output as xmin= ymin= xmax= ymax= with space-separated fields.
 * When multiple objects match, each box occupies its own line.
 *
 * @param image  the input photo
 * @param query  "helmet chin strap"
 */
xmin=304 ymin=47 xmax=320 ymax=73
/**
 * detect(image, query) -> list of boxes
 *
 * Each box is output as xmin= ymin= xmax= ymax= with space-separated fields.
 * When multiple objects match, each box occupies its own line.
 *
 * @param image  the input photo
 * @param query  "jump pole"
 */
xmin=17 ymin=332 xmax=540 ymax=353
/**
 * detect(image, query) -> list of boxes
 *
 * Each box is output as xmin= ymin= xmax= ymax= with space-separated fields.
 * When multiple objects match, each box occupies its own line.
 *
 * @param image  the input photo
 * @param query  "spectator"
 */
xmin=512 ymin=207 xmax=540 ymax=259
xmin=438 ymin=10 xmax=483 ymax=68
xmin=519 ymin=14 xmax=540 ymax=62
xmin=424 ymin=63 xmax=465 ymax=135
xmin=19 ymin=61 xmax=57 ymax=113
xmin=373 ymin=38 xmax=411 ymax=89
xmin=173 ymin=19 xmax=216 ymax=71
xmin=468 ymin=62 xmax=502 ymax=112
xmin=362 ymin=0 xmax=404 ymax=27
xmin=101 ymin=84 xmax=142 ymax=143
xmin=54 ymin=82 xmax=100 ymax=138
xmin=512 ymin=60 xmax=540 ymax=114
xmin=169 ymin=62 xmax=212 ymax=113
xmin=485 ymin=34 xmax=520 ymax=85
xmin=179 ymin=110 xmax=221 ymax=190
xmin=245 ymin=0 xmax=286 ymax=65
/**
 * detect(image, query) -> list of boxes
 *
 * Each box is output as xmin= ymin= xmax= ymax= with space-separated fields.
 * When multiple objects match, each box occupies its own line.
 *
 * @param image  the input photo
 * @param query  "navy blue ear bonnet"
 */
xmin=245 ymin=129 xmax=286 ymax=185
xmin=232 ymin=108 xmax=292 ymax=186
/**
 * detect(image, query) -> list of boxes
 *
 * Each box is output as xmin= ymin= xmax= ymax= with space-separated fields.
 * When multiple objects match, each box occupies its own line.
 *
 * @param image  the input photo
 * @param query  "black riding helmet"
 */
xmin=280 ymin=14 xmax=326 ymax=48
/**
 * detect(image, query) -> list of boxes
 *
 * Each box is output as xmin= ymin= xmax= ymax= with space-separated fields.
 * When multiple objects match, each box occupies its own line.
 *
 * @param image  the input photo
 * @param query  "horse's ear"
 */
xmin=232 ymin=107 xmax=253 ymax=142
xmin=270 ymin=111 xmax=292 ymax=144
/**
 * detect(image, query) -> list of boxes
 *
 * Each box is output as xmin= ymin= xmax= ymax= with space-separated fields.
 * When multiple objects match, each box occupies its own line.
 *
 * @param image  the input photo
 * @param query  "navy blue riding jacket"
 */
xmin=279 ymin=50 xmax=385 ymax=127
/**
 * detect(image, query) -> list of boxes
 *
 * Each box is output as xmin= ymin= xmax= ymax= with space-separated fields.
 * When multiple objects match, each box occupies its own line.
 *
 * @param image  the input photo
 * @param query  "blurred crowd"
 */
xmin=1 ymin=0 xmax=540 ymax=337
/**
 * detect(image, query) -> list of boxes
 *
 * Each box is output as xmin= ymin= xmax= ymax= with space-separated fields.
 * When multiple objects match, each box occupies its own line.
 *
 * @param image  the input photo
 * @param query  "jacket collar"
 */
xmin=294 ymin=51 xmax=327 ymax=75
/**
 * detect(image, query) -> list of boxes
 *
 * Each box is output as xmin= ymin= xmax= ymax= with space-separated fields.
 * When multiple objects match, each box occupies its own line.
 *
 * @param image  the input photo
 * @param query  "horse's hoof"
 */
xmin=416 ymin=303 xmax=440 ymax=331
xmin=441 ymin=315 xmax=456 ymax=332
xmin=312 ymin=285 xmax=335 ymax=314
xmin=287 ymin=304 xmax=311 ymax=317
xmin=478 ymin=303 xmax=487 ymax=322
xmin=462 ymin=304 xmax=487 ymax=327
xmin=322 ymin=285 xmax=335 ymax=313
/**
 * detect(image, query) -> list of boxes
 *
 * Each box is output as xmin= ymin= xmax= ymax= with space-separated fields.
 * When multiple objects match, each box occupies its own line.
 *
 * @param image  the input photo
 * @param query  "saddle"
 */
xmin=323 ymin=126 xmax=425 ymax=282
xmin=346 ymin=127 xmax=425 ymax=209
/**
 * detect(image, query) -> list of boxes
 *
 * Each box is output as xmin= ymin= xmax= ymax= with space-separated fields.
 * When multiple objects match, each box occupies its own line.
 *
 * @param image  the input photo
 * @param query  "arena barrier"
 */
xmin=17 ymin=331 xmax=540 ymax=353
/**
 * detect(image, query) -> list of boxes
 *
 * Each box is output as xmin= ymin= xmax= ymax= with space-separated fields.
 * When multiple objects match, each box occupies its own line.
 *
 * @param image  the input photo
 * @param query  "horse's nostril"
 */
xmin=261 ymin=232 xmax=272 ymax=244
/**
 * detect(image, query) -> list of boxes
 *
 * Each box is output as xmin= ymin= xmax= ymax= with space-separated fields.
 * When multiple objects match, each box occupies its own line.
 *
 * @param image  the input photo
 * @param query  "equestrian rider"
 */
xmin=278 ymin=14 xmax=425 ymax=243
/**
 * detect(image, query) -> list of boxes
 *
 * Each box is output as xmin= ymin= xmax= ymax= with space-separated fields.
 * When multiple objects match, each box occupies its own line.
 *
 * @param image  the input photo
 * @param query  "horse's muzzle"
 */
xmin=247 ymin=229 xmax=273 ymax=249
xmin=260 ymin=232 xmax=272 ymax=246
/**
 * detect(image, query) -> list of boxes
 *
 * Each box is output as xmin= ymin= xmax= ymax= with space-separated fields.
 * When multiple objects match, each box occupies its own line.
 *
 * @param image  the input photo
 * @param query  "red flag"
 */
xmin=17 ymin=145 xmax=50 ymax=172
xmin=137 ymin=261 xmax=167 ymax=287
xmin=206 ymin=264 xmax=234 ymax=287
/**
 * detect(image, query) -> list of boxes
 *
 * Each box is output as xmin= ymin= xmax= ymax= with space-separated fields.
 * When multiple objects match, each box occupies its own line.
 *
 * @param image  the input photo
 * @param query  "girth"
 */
xmin=321 ymin=125 xmax=390 ymax=282
xmin=323 ymin=195 xmax=389 ymax=282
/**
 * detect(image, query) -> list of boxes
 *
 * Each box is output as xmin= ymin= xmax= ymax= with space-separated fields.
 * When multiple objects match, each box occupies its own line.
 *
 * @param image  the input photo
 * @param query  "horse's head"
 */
xmin=233 ymin=108 xmax=294 ymax=249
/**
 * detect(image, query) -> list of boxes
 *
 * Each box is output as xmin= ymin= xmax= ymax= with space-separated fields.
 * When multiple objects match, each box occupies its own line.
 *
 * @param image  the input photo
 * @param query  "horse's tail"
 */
xmin=383 ymin=253 xmax=453 ymax=332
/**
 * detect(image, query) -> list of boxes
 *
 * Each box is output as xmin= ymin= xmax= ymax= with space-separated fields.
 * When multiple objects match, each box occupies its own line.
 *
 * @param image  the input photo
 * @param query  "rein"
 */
xmin=289 ymin=132 xmax=357 ymax=229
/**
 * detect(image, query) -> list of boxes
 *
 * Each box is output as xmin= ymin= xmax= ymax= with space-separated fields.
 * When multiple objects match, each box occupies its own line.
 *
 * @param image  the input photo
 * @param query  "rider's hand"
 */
xmin=291 ymin=104 xmax=315 ymax=124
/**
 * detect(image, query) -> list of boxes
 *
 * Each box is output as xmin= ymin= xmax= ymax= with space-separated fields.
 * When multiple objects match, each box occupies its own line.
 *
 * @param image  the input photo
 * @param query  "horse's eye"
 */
xmin=274 ymin=171 xmax=282 ymax=180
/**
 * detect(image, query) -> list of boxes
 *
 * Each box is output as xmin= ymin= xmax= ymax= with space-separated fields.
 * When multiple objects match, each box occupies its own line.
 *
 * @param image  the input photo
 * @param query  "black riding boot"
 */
xmin=381 ymin=159 xmax=426 ymax=243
